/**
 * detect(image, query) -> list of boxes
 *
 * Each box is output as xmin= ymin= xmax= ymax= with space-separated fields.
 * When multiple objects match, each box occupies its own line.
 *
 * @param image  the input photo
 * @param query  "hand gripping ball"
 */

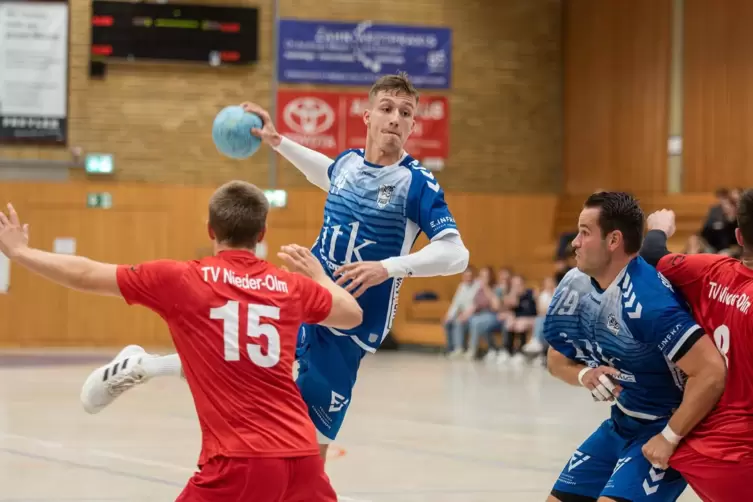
xmin=212 ymin=105 xmax=263 ymax=159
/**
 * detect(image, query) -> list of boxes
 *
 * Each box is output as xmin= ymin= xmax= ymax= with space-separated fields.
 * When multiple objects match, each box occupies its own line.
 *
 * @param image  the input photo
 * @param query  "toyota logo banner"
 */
xmin=276 ymin=89 xmax=449 ymax=164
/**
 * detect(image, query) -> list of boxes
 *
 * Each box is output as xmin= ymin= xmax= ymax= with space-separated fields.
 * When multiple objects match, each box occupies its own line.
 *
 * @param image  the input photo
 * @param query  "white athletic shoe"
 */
xmin=80 ymin=345 xmax=150 ymax=414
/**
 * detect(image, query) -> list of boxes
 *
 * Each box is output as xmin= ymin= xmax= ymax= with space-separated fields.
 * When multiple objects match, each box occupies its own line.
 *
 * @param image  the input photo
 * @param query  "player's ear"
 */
xmin=736 ymin=227 xmax=744 ymax=247
xmin=207 ymin=221 xmax=216 ymax=241
xmin=256 ymin=226 xmax=266 ymax=244
xmin=608 ymin=230 xmax=621 ymax=251
xmin=363 ymin=108 xmax=370 ymax=127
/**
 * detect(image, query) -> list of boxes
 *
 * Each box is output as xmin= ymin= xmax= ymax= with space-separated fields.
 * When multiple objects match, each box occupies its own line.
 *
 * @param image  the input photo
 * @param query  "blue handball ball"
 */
xmin=212 ymin=105 xmax=263 ymax=159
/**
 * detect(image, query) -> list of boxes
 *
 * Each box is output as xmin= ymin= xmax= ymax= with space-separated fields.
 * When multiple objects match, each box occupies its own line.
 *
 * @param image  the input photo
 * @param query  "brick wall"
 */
xmin=3 ymin=0 xmax=562 ymax=193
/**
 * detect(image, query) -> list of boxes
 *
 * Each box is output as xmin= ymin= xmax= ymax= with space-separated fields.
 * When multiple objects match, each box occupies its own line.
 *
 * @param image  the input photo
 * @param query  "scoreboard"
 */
xmin=90 ymin=1 xmax=259 ymax=65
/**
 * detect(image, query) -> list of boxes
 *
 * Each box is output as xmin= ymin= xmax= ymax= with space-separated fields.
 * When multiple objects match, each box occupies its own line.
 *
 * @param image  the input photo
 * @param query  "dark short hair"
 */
xmin=208 ymin=180 xmax=269 ymax=248
xmin=583 ymin=191 xmax=644 ymax=254
xmin=738 ymin=189 xmax=753 ymax=248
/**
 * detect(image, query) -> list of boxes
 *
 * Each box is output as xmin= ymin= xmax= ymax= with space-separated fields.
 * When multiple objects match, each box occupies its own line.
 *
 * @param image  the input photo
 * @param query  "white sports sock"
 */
xmin=140 ymin=353 xmax=183 ymax=379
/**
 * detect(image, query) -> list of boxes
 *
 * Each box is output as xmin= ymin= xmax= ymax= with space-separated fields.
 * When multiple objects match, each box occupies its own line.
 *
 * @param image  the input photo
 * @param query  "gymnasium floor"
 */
xmin=0 ymin=350 xmax=701 ymax=502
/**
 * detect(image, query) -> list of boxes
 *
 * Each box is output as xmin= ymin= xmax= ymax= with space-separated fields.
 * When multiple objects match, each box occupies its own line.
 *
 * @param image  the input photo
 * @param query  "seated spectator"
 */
xmin=495 ymin=267 xmax=512 ymax=297
xmin=447 ymin=266 xmax=496 ymax=359
xmin=730 ymin=187 xmax=743 ymax=206
xmin=480 ymin=267 xmax=513 ymax=357
xmin=442 ymin=266 xmax=478 ymax=355
xmin=701 ymin=188 xmax=739 ymax=255
xmin=497 ymin=275 xmax=538 ymax=366
xmin=555 ymin=245 xmax=576 ymax=285
xmin=684 ymin=233 xmax=711 ymax=255
xmin=522 ymin=276 xmax=556 ymax=362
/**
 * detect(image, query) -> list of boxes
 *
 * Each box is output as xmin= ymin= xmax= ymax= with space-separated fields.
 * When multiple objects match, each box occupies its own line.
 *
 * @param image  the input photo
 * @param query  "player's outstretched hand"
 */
xmin=334 ymin=262 xmax=389 ymax=298
xmin=646 ymin=209 xmax=676 ymax=238
xmin=642 ymin=433 xmax=677 ymax=470
xmin=277 ymin=244 xmax=325 ymax=280
xmin=240 ymin=101 xmax=282 ymax=148
xmin=0 ymin=203 xmax=30 ymax=258
xmin=578 ymin=365 xmax=623 ymax=402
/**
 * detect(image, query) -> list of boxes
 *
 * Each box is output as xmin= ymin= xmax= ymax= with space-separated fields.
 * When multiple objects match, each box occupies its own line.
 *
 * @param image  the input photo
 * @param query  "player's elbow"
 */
xmin=682 ymin=346 xmax=727 ymax=402
xmin=445 ymin=243 xmax=469 ymax=276
xmin=703 ymin=355 xmax=727 ymax=397
xmin=455 ymin=245 xmax=470 ymax=273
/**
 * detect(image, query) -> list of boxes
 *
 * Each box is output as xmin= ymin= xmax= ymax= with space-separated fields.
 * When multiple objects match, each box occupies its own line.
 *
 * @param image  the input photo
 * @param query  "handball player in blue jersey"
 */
xmin=78 ymin=73 xmax=470 ymax=462
xmin=544 ymin=192 xmax=726 ymax=502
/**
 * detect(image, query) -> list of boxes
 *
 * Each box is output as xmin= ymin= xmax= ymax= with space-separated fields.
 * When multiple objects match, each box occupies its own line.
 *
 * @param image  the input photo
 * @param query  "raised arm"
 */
xmin=273 ymin=137 xmax=333 ymax=192
xmin=241 ymin=102 xmax=333 ymax=192
xmin=640 ymin=209 xmax=675 ymax=267
xmin=0 ymin=204 xmax=121 ymax=296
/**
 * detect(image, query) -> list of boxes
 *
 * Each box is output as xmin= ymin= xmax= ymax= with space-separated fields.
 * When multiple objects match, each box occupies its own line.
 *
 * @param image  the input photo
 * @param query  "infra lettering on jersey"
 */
xmin=311 ymin=149 xmax=458 ymax=352
xmin=544 ymin=257 xmax=701 ymax=425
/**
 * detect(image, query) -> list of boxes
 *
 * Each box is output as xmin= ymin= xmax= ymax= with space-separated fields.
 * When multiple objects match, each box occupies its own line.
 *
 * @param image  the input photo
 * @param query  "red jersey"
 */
xmin=116 ymin=250 xmax=333 ymax=465
xmin=658 ymin=253 xmax=753 ymax=462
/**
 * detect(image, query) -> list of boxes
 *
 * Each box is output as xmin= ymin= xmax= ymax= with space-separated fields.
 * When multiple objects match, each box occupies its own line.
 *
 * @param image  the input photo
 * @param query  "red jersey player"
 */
xmin=640 ymin=193 xmax=753 ymax=502
xmin=0 ymin=181 xmax=363 ymax=501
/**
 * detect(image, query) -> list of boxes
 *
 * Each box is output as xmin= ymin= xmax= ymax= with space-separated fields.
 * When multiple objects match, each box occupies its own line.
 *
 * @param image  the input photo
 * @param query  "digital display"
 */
xmin=90 ymin=1 xmax=259 ymax=65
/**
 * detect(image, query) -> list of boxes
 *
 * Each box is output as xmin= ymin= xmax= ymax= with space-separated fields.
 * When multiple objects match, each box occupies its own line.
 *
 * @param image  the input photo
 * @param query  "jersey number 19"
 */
xmin=210 ymin=301 xmax=281 ymax=368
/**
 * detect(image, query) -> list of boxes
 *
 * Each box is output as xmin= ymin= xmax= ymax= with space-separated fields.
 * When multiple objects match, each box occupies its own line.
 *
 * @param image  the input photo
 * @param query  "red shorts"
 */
xmin=671 ymin=443 xmax=753 ymax=502
xmin=175 ymin=455 xmax=337 ymax=502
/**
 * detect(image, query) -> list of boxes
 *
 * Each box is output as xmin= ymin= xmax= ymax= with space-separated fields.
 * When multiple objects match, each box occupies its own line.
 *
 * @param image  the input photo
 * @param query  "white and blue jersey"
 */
xmin=295 ymin=148 xmax=459 ymax=442
xmin=311 ymin=149 xmax=459 ymax=352
xmin=544 ymin=257 xmax=702 ymax=427
xmin=545 ymin=257 xmax=701 ymax=501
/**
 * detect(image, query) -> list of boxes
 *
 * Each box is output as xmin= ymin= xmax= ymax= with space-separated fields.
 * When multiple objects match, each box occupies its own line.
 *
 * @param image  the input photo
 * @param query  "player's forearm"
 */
xmin=13 ymin=246 xmax=118 ymax=295
xmin=640 ymin=230 xmax=671 ymax=267
xmin=667 ymin=368 xmax=726 ymax=438
xmin=546 ymin=347 xmax=588 ymax=386
xmin=312 ymin=272 xmax=363 ymax=329
xmin=381 ymin=233 xmax=469 ymax=278
xmin=272 ymin=136 xmax=332 ymax=191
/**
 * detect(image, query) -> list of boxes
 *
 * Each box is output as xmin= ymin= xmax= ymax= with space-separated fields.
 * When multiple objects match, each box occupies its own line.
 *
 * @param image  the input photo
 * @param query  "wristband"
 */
xmin=661 ymin=425 xmax=684 ymax=445
xmin=577 ymin=366 xmax=591 ymax=386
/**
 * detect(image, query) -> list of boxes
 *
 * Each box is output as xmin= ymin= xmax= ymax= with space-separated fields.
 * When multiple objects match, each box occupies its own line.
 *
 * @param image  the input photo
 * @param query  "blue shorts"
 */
xmin=552 ymin=418 xmax=687 ymax=501
xmin=294 ymin=324 xmax=367 ymax=443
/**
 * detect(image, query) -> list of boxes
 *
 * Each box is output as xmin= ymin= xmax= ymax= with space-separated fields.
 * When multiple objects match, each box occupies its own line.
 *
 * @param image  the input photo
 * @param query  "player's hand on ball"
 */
xmin=240 ymin=102 xmax=282 ymax=148
xmin=579 ymin=365 xmax=623 ymax=402
xmin=646 ymin=209 xmax=676 ymax=238
xmin=642 ymin=433 xmax=676 ymax=470
xmin=0 ymin=203 xmax=29 ymax=258
xmin=334 ymin=262 xmax=389 ymax=298
xmin=277 ymin=245 xmax=325 ymax=280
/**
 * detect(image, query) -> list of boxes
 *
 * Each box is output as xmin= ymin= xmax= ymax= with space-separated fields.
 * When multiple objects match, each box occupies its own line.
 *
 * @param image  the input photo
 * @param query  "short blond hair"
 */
xmin=369 ymin=71 xmax=420 ymax=103
xmin=208 ymin=180 xmax=269 ymax=248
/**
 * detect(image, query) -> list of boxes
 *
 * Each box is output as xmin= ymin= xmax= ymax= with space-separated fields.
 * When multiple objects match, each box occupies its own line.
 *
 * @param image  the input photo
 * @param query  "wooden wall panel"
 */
xmin=683 ymin=0 xmax=753 ymax=192
xmin=0 ymin=182 xmax=557 ymax=348
xmin=2 ymin=0 xmax=562 ymax=193
xmin=563 ymin=0 xmax=672 ymax=195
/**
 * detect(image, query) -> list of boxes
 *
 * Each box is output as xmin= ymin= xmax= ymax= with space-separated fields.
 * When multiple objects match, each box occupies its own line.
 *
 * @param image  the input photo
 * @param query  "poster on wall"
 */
xmin=277 ymin=19 xmax=451 ymax=89
xmin=276 ymin=89 xmax=449 ymax=166
xmin=0 ymin=1 xmax=68 ymax=144
xmin=0 ymin=250 xmax=9 ymax=294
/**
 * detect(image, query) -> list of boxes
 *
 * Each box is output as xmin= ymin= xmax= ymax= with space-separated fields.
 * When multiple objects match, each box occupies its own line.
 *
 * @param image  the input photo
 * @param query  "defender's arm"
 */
xmin=12 ymin=247 xmax=121 ymax=297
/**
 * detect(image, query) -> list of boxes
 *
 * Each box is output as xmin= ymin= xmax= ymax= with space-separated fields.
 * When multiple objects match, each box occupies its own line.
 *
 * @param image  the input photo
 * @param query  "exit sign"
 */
xmin=87 ymin=192 xmax=112 ymax=209
xmin=264 ymin=190 xmax=287 ymax=208
xmin=85 ymin=154 xmax=114 ymax=174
